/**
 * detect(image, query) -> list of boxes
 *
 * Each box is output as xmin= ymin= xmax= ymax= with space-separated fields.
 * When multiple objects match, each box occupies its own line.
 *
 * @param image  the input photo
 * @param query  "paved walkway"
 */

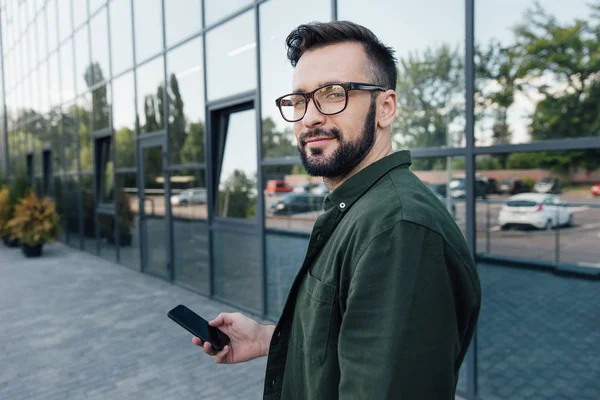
xmin=0 ymin=243 xmax=267 ymax=400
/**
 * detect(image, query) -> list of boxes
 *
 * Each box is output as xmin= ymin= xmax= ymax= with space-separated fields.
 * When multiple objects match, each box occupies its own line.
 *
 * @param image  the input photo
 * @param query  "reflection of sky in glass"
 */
xmin=57 ymin=0 xmax=71 ymax=43
xmin=167 ymin=37 xmax=205 ymax=123
xmin=133 ymin=0 xmax=164 ymax=63
xmin=60 ymin=40 xmax=76 ymax=102
xmin=136 ymin=55 xmax=165 ymax=128
xmin=165 ymin=0 xmax=202 ymax=47
xmin=259 ymin=0 xmax=330 ymax=131
xmin=206 ymin=11 xmax=256 ymax=101
xmin=219 ymin=109 xmax=257 ymax=188
xmin=46 ymin=0 xmax=58 ymax=52
xmin=91 ymin=8 xmax=110 ymax=81
xmin=48 ymin=53 xmax=61 ymax=106
xmin=109 ymin=0 xmax=134 ymax=75
xmin=72 ymin=0 xmax=88 ymax=29
xmin=74 ymin=25 xmax=90 ymax=94
xmin=205 ymin=0 xmax=252 ymax=26
xmin=111 ymin=72 xmax=135 ymax=130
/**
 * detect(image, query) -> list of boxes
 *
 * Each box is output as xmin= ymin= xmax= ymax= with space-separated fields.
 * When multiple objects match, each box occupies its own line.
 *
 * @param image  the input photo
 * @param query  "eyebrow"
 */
xmin=292 ymin=81 xmax=344 ymax=93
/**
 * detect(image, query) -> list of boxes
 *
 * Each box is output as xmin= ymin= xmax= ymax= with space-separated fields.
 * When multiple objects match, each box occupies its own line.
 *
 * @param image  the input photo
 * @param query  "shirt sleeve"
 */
xmin=337 ymin=220 xmax=475 ymax=399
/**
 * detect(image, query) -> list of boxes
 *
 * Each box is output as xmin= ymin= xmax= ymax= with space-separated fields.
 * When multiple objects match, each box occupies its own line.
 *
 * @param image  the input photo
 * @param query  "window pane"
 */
xmin=266 ymin=232 xmax=308 ymax=319
xmin=217 ymin=108 xmax=257 ymax=220
xmin=81 ymin=173 xmax=96 ymax=252
xmin=109 ymin=0 xmax=133 ymax=75
xmin=92 ymin=84 xmax=110 ymax=131
xmin=166 ymin=37 xmax=205 ymax=164
xmin=206 ymin=11 xmax=256 ymax=101
xmin=90 ymin=0 xmax=106 ymax=14
xmin=133 ymin=0 xmax=163 ymax=63
xmin=90 ymin=7 xmax=110 ymax=83
xmin=116 ymin=172 xmax=141 ymax=270
xmin=165 ymin=0 xmax=201 ymax=48
xmin=64 ymin=175 xmax=81 ymax=246
xmin=49 ymin=110 xmax=62 ymax=174
xmin=36 ymin=12 xmax=47 ymax=62
xmin=339 ymin=0 xmax=466 ymax=149
xmin=78 ymin=94 xmax=93 ymax=172
xmin=72 ymin=0 xmax=87 ymax=28
xmin=63 ymin=103 xmax=78 ymax=173
xmin=29 ymin=69 xmax=40 ymax=114
xmin=57 ymin=0 xmax=72 ymax=43
xmin=39 ymin=61 xmax=49 ymax=113
xmin=112 ymin=72 xmax=136 ymax=169
xmin=136 ymin=56 xmax=165 ymax=134
xmin=48 ymin=52 xmax=60 ymax=106
xmin=171 ymin=168 xmax=209 ymax=294
xmin=97 ymin=137 xmax=114 ymax=203
xmin=74 ymin=25 xmax=90 ymax=94
xmin=204 ymin=0 xmax=251 ymax=27
xmin=98 ymin=214 xmax=117 ymax=262
xmin=46 ymin=0 xmax=58 ymax=51
xmin=259 ymin=0 xmax=329 ymax=159
xmin=475 ymin=1 xmax=597 ymax=145
xmin=60 ymin=39 xmax=76 ymax=102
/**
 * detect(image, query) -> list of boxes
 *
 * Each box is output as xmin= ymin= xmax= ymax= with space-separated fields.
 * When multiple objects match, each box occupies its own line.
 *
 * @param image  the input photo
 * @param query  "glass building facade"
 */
xmin=1 ymin=1 xmax=599 ymax=398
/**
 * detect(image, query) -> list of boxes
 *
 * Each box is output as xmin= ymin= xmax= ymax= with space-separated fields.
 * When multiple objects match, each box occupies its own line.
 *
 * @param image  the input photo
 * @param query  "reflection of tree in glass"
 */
xmin=167 ymin=73 xmax=205 ymax=165
xmin=476 ymin=1 xmax=600 ymax=172
xmin=218 ymin=169 xmax=257 ymax=219
xmin=393 ymin=44 xmax=465 ymax=162
xmin=85 ymin=63 xmax=110 ymax=131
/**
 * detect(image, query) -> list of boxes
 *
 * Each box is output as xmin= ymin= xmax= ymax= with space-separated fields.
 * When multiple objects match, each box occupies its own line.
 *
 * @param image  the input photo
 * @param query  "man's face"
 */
xmin=292 ymin=42 xmax=378 ymax=178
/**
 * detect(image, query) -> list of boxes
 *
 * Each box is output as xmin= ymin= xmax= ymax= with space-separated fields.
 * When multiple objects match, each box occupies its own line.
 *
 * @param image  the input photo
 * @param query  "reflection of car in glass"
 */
xmin=590 ymin=184 xmax=599 ymax=197
xmin=499 ymin=179 xmax=530 ymax=195
xmin=486 ymin=178 xmax=499 ymax=194
xmin=293 ymin=183 xmax=311 ymax=193
xmin=534 ymin=177 xmax=561 ymax=194
xmin=449 ymin=177 xmax=487 ymax=199
xmin=269 ymin=193 xmax=326 ymax=215
xmin=265 ymin=179 xmax=293 ymax=195
xmin=498 ymin=193 xmax=573 ymax=230
xmin=310 ymin=183 xmax=330 ymax=196
xmin=170 ymin=188 xmax=207 ymax=205
xmin=426 ymin=184 xmax=455 ymax=219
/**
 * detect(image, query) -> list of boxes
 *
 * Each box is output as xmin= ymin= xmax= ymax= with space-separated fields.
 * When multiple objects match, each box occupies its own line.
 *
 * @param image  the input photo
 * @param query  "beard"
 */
xmin=298 ymin=100 xmax=377 ymax=178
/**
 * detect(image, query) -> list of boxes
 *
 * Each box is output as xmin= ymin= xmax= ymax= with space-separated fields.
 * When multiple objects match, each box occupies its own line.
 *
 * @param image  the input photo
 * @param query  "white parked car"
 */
xmin=170 ymin=188 xmax=207 ymax=206
xmin=498 ymin=193 xmax=573 ymax=230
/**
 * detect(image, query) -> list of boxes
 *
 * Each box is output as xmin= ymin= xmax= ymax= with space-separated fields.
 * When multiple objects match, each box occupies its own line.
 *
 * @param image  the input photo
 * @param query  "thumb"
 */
xmin=209 ymin=313 xmax=227 ymax=327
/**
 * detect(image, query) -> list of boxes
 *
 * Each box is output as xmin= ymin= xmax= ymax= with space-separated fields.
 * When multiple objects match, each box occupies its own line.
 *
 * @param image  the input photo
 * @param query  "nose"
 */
xmin=301 ymin=98 xmax=326 ymax=129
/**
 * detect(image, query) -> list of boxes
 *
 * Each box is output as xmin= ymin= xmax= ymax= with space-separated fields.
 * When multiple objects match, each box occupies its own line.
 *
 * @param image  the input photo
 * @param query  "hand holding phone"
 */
xmin=168 ymin=304 xmax=231 ymax=351
xmin=171 ymin=308 xmax=276 ymax=365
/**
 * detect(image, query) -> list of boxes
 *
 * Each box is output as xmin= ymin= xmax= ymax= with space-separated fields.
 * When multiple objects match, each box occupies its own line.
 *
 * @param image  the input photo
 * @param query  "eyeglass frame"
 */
xmin=274 ymin=82 xmax=387 ymax=122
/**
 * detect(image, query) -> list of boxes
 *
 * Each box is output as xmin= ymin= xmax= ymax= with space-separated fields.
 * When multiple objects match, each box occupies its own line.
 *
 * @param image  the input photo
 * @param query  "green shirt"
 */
xmin=263 ymin=151 xmax=481 ymax=400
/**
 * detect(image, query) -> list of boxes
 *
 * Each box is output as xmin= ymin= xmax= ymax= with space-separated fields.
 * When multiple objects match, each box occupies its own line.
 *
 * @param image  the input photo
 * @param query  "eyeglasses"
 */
xmin=275 ymin=82 xmax=386 ymax=122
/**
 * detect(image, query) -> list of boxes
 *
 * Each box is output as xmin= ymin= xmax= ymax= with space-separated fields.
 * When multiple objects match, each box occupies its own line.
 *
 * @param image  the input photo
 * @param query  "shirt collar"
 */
xmin=323 ymin=150 xmax=412 ymax=213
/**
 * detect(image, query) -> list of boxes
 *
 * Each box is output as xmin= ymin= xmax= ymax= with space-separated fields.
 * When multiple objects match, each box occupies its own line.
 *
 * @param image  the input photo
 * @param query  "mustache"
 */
xmin=299 ymin=128 xmax=341 ymax=146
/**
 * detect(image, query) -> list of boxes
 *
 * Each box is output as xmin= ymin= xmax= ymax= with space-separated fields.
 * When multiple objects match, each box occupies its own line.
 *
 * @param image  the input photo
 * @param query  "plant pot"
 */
xmin=3 ymin=235 xmax=21 ymax=247
xmin=22 ymin=243 xmax=43 ymax=257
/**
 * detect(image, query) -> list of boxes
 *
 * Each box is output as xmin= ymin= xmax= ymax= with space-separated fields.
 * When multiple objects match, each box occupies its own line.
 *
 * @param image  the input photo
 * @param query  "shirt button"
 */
xmin=339 ymin=202 xmax=346 ymax=209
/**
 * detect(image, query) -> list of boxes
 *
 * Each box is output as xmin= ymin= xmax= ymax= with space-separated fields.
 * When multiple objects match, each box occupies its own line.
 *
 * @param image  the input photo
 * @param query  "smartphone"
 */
xmin=167 ymin=304 xmax=230 ymax=351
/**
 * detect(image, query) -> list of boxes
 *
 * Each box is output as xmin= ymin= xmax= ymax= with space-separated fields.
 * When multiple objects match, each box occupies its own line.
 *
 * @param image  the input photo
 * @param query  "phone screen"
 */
xmin=167 ymin=305 xmax=229 ymax=350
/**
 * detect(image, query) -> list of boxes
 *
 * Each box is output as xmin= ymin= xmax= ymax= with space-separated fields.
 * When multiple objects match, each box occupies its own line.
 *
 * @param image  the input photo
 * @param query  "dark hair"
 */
xmin=285 ymin=21 xmax=397 ymax=91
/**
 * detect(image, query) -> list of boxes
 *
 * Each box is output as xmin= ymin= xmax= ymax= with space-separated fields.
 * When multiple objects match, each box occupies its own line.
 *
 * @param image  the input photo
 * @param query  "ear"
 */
xmin=377 ymin=90 xmax=397 ymax=130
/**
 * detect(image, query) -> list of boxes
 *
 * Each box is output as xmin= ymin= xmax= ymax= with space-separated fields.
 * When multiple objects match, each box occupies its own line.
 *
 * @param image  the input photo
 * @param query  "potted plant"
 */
xmin=2 ymin=175 xmax=33 ymax=247
xmin=0 ymin=185 xmax=13 ymax=245
xmin=7 ymin=190 xmax=61 ymax=257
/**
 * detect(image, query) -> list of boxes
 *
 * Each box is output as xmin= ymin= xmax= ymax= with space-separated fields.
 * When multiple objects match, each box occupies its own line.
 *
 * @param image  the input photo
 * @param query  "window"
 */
xmin=109 ymin=0 xmax=134 ymax=75
xmin=133 ymin=0 xmax=163 ymax=63
xmin=136 ymin=56 xmax=165 ymax=134
xmin=164 ymin=0 xmax=201 ymax=48
xmin=95 ymin=136 xmax=114 ymax=204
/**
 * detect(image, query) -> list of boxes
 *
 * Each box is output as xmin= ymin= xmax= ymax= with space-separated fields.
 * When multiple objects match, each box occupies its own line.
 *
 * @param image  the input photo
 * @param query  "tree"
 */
xmin=181 ymin=122 xmax=205 ymax=164
xmin=393 ymin=44 xmax=465 ymax=169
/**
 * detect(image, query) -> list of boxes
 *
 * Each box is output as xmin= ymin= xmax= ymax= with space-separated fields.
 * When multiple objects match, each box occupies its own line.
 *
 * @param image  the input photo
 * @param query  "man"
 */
xmin=193 ymin=21 xmax=481 ymax=399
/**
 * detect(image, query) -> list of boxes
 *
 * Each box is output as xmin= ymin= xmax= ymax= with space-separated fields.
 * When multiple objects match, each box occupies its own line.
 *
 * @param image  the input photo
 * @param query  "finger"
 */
xmin=203 ymin=341 xmax=216 ymax=356
xmin=192 ymin=336 xmax=204 ymax=346
xmin=209 ymin=313 xmax=226 ymax=327
xmin=214 ymin=345 xmax=230 ymax=364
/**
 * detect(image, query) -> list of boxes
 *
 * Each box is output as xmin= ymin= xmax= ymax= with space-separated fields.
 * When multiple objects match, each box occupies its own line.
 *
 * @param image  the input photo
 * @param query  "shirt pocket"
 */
xmin=292 ymin=272 xmax=336 ymax=366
